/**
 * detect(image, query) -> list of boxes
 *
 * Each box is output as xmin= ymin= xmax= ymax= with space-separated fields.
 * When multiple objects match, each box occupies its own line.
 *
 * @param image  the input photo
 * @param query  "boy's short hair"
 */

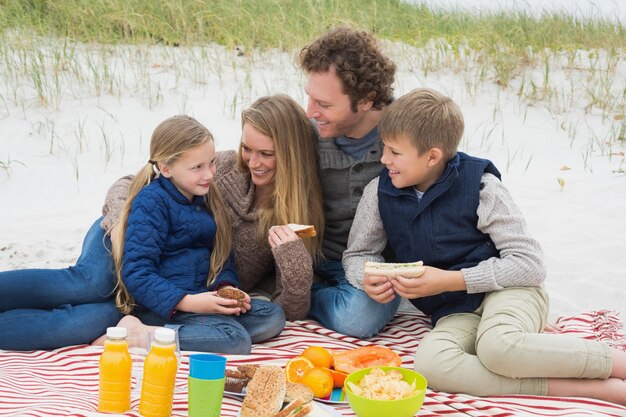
xmin=298 ymin=26 xmax=395 ymax=112
xmin=379 ymin=88 xmax=464 ymax=160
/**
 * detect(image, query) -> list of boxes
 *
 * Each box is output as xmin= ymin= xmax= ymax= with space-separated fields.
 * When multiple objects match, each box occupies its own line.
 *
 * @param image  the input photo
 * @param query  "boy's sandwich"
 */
xmin=364 ymin=261 xmax=425 ymax=278
xmin=240 ymin=366 xmax=286 ymax=417
xmin=287 ymin=224 xmax=317 ymax=238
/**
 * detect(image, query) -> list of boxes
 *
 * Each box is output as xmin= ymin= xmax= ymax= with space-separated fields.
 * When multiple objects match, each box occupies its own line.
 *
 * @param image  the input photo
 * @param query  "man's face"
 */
xmin=304 ymin=68 xmax=370 ymax=139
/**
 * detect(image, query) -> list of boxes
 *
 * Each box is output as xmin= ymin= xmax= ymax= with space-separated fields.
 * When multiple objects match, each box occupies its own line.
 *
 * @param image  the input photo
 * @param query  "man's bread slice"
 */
xmin=240 ymin=366 xmax=286 ymax=417
xmin=364 ymin=260 xmax=425 ymax=278
xmin=287 ymin=224 xmax=316 ymax=238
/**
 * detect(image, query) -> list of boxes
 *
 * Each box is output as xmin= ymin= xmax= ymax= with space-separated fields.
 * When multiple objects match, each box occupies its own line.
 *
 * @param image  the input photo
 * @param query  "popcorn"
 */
xmin=347 ymin=368 xmax=417 ymax=401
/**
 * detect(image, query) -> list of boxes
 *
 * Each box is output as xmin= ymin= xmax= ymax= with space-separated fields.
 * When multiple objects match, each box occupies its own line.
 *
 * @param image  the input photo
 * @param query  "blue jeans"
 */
xmin=0 ymin=217 xmax=122 ymax=350
xmin=136 ymin=299 xmax=285 ymax=354
xmin=309 ymin=259 xmax=400 ymax=339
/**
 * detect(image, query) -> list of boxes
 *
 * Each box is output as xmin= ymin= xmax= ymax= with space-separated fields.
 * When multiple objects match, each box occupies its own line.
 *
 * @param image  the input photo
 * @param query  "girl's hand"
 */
xmin=390 ymin=267 xmax=466 ymax=299
xmin=363 ymin=274 xmax=396 ymax=304
xmin=232 ymin=290 xmax=252 ymax=315
xmin=268 ymin=225 xmax=299 ymax=249
xmin=175 ymin=292 xmax=245 ymax=315
xmin=222 ymin=285 xmax=252 ymax=316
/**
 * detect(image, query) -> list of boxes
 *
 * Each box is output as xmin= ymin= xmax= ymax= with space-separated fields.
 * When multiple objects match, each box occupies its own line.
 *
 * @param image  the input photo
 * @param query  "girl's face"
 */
xmin=240 ymin=123 xmax=277 ymax=190
xmin=160 ymin=140 xmax=216 ymax=200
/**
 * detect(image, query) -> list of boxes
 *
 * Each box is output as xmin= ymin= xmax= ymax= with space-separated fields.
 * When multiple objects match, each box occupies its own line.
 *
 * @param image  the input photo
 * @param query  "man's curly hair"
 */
xmin=298 ymin=26 xmax=396 ymax=112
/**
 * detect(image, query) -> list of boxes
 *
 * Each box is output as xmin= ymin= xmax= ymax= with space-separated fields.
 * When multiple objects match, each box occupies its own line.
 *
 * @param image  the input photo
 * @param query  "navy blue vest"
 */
xmin=378 ymin=152 xmax=501 ymax=325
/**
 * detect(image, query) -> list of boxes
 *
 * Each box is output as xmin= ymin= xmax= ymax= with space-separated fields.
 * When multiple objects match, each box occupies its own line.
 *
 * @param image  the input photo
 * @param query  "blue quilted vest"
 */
xmin=378 ymin=152 xmax=501 ymax=325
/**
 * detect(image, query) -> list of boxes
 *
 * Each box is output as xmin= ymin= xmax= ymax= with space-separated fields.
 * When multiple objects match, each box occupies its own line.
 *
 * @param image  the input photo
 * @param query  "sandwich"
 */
xmin=273 ymin=397 xmax=313 ymax=417
xmin=287 ymin=224 xmax=317 ymax=239
xmin=363 ymin=260 xmax=425 ymax=278
xmin=284 ymin=382 xmax=314 ymax=404
xmin=217 ymin=287 xmax=246 ymax=307
xmin=240 ymin=366 xmax=286 ymax=417
xmin=240 ymin=366 xmax=315 ymax=417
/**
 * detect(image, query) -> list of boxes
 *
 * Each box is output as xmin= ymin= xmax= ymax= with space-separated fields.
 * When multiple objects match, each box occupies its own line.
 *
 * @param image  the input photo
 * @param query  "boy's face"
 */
xmin=380 ymin=135 xmax=442 ymax=192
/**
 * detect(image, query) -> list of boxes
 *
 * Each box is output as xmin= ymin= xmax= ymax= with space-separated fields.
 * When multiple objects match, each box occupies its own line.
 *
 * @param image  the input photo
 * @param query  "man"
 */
xmin=298 ymin=26 xmax=400 ymax=338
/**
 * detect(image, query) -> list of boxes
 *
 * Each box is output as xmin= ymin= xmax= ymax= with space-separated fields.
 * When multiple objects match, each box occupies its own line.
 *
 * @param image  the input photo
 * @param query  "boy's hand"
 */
xmin=390 ymin=267 xmax=466 ymax=299
xmin=363 ymin=274 xmax=396 ymax=304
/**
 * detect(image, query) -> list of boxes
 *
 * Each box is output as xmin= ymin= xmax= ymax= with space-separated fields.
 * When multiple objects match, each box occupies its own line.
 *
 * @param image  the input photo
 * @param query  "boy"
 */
xmin=343 ymin=88 xmax=626 ymax=404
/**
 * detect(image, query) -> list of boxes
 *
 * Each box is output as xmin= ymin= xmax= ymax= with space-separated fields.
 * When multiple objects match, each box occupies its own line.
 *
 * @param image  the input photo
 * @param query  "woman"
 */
xmin=216 ymin=94 xmax=325 ymax=320
xmin=102 ymin=94 xmax=324 ymax=322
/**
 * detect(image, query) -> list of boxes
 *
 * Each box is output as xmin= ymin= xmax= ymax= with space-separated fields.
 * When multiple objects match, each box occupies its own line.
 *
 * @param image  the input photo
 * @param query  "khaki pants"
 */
xmin=414 ymin=286 xmax=612 ymax=396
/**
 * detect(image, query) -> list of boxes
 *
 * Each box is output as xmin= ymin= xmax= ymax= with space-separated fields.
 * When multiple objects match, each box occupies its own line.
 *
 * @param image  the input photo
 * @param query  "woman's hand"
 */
xmin=268 ymin=225 xmax=299 ymax=249
xmin=363 ymin=274 xmax=396 ymax=304
xmin=175 ymin=292 xmax=248 ymax=315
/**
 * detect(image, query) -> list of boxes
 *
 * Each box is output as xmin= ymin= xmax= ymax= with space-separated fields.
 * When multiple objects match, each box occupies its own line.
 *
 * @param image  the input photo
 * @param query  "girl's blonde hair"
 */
xmin=112 ymin=115 xmax=232 ymax=314
xmin=237 ymin=94 xmax=324 ymax=260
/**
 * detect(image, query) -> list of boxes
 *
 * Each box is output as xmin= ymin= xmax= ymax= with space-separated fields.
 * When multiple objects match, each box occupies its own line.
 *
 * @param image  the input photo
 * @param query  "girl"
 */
xmin=109 ymin=115 xmax=284 ymax=354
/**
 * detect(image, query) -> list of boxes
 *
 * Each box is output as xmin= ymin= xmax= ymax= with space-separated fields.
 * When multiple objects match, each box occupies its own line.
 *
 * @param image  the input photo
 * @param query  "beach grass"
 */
xmin=1 ymin=0 xmax=625 ymax=53
xmin=0 ymin=0 xmax=624 ymax=173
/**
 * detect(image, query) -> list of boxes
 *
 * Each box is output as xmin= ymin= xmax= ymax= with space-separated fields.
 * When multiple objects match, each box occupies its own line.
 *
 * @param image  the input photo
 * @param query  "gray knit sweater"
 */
xmin=101 ymin=150 xmax=314 ymax=321
xmin=318 ymin=134 xmax=385 ymax=260
xmin=343 ymin=174 xmax=546 ymax=293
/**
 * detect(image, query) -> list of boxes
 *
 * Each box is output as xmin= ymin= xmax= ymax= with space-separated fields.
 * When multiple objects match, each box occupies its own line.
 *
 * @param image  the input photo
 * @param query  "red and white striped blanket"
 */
xmin=1 ymin=309 xmax=625 ymax=417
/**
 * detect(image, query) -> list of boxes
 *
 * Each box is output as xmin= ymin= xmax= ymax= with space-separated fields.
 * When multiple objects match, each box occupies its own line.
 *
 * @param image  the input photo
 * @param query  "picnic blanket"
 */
xmin=1 ymin=309 xmax=625 ymax=417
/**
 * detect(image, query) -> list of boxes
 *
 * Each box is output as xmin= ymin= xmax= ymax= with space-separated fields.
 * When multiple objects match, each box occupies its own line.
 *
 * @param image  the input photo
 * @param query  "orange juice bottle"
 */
xmin=139 ymin=327 xmax=178 ymax=417
xmin=98 ymin=327 xmax=132 ymax=413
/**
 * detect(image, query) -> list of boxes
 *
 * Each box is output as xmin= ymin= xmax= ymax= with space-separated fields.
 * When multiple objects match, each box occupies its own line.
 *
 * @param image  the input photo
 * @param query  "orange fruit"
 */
xmin=285 ymin=356 xmax=314 ymax=383
xmin=300 ymin=367 xmax=334 ymax=398
xmin=324 ymin=367 xmax=349 ymax=388
xmin=301 ymin=346 xmax=333 ymax=369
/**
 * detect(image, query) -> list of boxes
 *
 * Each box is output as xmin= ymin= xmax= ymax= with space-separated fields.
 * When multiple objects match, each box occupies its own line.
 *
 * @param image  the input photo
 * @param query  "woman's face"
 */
xmin=240 ymin=123 xmax=277 ymax=190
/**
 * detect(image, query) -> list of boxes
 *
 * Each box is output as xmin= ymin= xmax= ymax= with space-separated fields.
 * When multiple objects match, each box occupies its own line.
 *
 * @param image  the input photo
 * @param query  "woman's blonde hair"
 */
xmin=237 ymin=94 xmax=324 ymax=260
xmin=112 ymin=115 xmax=232 ymax=314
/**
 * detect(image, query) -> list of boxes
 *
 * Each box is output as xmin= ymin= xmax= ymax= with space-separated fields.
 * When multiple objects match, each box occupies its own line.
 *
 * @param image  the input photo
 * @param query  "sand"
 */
xmin=1 ymin=38 xmax=624 ymax=323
